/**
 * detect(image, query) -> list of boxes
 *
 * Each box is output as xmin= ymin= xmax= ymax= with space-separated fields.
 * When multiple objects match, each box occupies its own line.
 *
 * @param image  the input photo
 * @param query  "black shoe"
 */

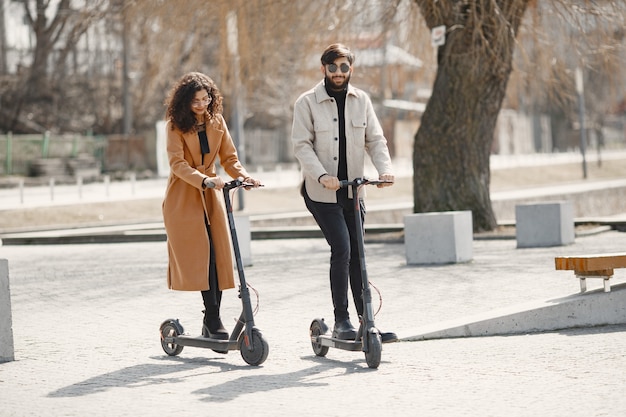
xmin=333 ymin=319 xmax=357 ymax=340
xmin=202 ymin=318 xmax=229 ymax=354
xmin=202 ymin=317 xmax=229 ymax=341
xmin=380 ymin=331 xmax=398 ymax=344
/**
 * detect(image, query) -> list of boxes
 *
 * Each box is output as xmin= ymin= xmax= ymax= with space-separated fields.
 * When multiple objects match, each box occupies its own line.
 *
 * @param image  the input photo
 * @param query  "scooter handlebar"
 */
xmin=203 ymin=178 xmax=263 ymax=190
xmin=227 ymin=179 xmax=264 ymax=190
xmin=339 ymin=178 xmax=393 ymax=188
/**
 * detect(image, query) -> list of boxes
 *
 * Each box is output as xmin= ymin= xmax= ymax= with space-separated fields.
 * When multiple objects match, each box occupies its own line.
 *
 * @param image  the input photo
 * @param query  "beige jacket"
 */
xmin=291 ymin=80 xmax=392 ymax=202
xmin=162 ymin=114 xmax=249 ymax=291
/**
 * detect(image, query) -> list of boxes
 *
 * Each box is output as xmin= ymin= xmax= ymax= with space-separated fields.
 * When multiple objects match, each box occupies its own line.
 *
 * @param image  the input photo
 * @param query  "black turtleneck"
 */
xmin=325 ymin=81 xmax=348 ymax=199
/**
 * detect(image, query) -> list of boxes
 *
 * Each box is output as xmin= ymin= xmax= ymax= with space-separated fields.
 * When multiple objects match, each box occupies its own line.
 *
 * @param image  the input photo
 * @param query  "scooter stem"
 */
xmin=222 ymin=180 xmax=257 ymax=350
xmin=349 ymin=179 xmax=377 ymax=353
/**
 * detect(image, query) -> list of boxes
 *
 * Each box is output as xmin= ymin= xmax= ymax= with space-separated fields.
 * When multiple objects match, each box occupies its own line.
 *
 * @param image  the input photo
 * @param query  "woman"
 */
xmin=162 ymin=72 xmax=260 ymax=341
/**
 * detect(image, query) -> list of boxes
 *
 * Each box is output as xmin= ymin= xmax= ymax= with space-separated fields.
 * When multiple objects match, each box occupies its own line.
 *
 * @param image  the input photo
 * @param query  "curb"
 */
xmin=0 ymin=220 xmax=622 ymax=246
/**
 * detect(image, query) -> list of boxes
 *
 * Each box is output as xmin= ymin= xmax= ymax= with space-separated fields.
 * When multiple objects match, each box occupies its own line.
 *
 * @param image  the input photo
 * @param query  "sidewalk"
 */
xmin=1 ymin=151 xmax=626 ymax=415
xmin=1 ymin=225 xmax=626 ymax=416
xmin=2 ymin=150 xmax=626 ymax=211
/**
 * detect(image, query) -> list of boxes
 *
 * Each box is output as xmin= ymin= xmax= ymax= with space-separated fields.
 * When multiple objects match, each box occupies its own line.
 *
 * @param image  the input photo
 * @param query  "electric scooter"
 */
xmin=309 ymin=178 xmax=392 ymax=369
xmin=159 ymin=179 xmax=269 ymax=366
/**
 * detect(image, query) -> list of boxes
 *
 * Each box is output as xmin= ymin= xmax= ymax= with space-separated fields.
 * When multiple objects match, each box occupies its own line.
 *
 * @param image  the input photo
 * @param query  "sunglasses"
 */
xmin=327 ymin=63 xmax=351 ymax=73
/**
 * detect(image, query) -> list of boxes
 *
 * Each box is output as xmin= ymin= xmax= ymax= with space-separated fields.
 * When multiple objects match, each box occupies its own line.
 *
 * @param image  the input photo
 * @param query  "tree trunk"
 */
xmin=413 ymin=1 xmax=529 ymax=232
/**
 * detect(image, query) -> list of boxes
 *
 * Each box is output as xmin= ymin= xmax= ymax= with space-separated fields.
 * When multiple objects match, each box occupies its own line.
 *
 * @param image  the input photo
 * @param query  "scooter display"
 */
xmin=159 ymin=179 xmax=269 ymax=366
xmin=309 ymin=178 xmax=392 ymax=369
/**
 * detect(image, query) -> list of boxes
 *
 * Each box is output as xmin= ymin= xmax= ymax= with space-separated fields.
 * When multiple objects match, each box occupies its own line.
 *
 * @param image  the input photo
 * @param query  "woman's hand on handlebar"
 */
xmin=242 ymin=176 xmax=262 ymax=189
xmin=205 ymin=176 xmax=225 ymax=190
xmin=377 ymin=173 xmax=394 ymax=188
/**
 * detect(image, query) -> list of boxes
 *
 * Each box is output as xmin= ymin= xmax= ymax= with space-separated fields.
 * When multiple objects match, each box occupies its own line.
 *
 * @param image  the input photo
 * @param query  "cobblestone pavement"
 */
xmin=1 ymin=230 xmax=626 ymax=416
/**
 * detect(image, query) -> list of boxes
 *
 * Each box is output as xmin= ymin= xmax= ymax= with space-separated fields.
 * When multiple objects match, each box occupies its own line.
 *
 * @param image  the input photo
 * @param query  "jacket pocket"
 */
xmin=314 ymin=121 xmax=332 ymax=135
xmin=351 ymin=118 xmax=367 ymax=129
xmin=313 ymin=121 xmax=333 ymax=152
xmin=350 ymin=118 xmax=366 ymax=146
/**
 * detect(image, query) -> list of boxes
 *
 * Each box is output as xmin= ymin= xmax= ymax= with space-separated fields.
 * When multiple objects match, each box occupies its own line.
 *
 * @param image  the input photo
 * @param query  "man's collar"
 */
xmin=314 ymin=80 xmax=355 ymax=103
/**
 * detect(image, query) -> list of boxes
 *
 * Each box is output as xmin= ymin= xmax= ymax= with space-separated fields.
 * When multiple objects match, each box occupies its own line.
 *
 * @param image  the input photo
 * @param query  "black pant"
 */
xmin=303 ymin=186 xmax=365 ymax=322
xmin=201 ymin=225 xmax=222 ymax=318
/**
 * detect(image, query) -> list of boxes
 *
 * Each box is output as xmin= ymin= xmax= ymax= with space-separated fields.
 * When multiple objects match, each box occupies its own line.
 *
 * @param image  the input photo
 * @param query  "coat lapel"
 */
xmin=181 ymin=117 xmax=224 ymax=170
xmin=182 ymin=130 xmax=203 ymax=168
xmin=205 ymin=119 xmax=225 ymax=166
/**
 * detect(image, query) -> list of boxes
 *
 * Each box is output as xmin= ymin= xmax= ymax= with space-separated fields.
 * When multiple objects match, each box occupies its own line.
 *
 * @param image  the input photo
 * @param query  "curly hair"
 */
xmin=164 ymin=72 xmax=224 ymax=133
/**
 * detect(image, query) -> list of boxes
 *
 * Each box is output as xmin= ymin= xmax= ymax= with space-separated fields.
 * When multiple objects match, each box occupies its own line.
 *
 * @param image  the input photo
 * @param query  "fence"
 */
xmin=1 ymin=128 xmax=292 ymax=179
xmin=243 ymin=127 xmax=295 ymax=169
xmin=0 ymin=132 xmax=107 ymax=177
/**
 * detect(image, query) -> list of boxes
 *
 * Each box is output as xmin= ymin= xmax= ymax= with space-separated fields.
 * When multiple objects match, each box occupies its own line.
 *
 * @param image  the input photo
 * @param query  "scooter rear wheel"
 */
xmin=310 ymin=319 xmax=329 ymax=357
xmin=364 ymin=330 xmax=382 ymax=369
xmin=239 ymin=329 xmax=269 ymax=366
xmin=160 ymin=319 xmax=184 ymax=356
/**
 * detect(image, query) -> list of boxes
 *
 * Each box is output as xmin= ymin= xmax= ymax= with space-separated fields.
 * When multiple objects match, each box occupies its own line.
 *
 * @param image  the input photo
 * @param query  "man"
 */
xmin=291 ymin=43 xmax=397 ymax=343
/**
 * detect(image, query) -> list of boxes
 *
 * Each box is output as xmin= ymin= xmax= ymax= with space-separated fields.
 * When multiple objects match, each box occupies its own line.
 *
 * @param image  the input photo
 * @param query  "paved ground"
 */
xmin=1 ymin=229 xmax=626 ymax=416
xmin=1 ymin=151 xmax=626 ymax=416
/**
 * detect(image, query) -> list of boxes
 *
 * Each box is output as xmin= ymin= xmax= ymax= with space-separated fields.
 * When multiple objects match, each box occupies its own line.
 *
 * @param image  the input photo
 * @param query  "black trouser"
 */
xmin=201 ymin=225 xmax=222 ymax=319
xmin=303 ymin=186 xmax=365 ymax=322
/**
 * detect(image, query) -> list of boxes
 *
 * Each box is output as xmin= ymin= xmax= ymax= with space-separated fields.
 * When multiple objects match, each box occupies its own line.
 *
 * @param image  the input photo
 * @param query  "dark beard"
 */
xmin=325 ymin=73 xmax=350 ymax=91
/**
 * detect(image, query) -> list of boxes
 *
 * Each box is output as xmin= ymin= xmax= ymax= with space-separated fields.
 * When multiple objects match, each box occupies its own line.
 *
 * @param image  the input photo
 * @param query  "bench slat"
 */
xmin=575 ymin=269 xmax=614 ymax=277
xmin=555 ymin=253 xmax=626 ymax=272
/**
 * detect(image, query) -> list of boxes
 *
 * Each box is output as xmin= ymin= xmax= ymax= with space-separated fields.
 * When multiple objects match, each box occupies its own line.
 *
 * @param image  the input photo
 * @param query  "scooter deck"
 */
xmin=314 ymin=335 xmax=363 ymax=352
xmin=166 ymin=334 xmax=239 ymax=351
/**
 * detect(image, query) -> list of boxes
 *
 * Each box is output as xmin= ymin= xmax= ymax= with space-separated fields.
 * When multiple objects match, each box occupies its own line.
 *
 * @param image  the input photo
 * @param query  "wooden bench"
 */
xmin=555 ymin=253 xmax=626 ymax=293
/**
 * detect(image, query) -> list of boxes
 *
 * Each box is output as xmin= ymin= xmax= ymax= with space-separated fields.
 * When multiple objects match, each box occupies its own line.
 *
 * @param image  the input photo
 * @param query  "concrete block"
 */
xmin=404 ymin=211 xmax=473 ymax=265
xmin=234 ymin=215 xmax=252 ymax=267
xmin=516 ymin=201 xmax=575 ymax=248
xmin=403 ymin=282 xmax=626 ymax=341
xmin=0 ymin=259 xmax=15 ymax=362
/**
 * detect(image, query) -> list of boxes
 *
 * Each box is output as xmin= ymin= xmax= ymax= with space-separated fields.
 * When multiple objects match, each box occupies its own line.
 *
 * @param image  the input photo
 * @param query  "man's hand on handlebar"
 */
xmin=320 ymin=174 xmax=341 ymax=191
xmin=377 ymin=173 xmax=394 ymax=188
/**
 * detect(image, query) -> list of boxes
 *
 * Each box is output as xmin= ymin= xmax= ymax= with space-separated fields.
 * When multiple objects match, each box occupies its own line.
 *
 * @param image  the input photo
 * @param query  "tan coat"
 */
xmin=162 ymin=114 xmax=249 ymax=291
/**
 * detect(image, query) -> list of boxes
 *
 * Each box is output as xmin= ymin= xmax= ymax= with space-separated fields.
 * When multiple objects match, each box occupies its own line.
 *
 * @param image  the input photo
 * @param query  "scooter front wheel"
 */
xmin=160 ymin=319 xmax=184 ymax=356
xmin=239 ymin=328 xmax=269 ymax=366
xmin=310 ymin=319 xmax=329 ymax=357
xmin=364 ymin=330 xmax=382 ymax=369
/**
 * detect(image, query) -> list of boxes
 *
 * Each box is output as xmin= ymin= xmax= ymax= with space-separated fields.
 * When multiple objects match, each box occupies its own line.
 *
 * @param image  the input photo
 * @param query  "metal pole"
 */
xmin=42 ymin=131 xmax=50 ymax=158
xmin=19 ymin=178 xmax=24 ymax=204
xmin=49 ymin=177 xmax=55 ymax=201
xmin=575 ymin=67 xmax=587 ymax=179
xmin=122 ymin=9 xmax=132 ymax=136
xmin=104 ymin=175 xmax=110 ymax=197
xmin=227 ymin=11 xmax=245 ymax=210
xmin=5 ymin=132 xmax=12 ymax=175
xmin=77 ymin=176 xmax=83 ymax=199
xmin=130 ymin=171 xmax=136 ymax=195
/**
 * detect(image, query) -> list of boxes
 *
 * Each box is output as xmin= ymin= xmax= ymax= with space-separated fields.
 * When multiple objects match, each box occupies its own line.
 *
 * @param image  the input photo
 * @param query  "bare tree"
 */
xmin=8 ymin=0 xmax=107 ymax=130
xmin=114 ymin=0 xmax=330 ymax=134
xmin=412 ymin=0 xmax=626 ymax=232
xmin=411 ymin=1 xmax=528 ymax=232
xmin=25 ymin=0 xmax=107 ymax=87
xmin=510 ymin=2 xmax=626 ymax=152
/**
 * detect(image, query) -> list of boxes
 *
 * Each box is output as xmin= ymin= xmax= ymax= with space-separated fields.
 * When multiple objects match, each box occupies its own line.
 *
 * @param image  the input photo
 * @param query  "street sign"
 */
xmin=431 ymin=25 xmax=446 ymax=47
